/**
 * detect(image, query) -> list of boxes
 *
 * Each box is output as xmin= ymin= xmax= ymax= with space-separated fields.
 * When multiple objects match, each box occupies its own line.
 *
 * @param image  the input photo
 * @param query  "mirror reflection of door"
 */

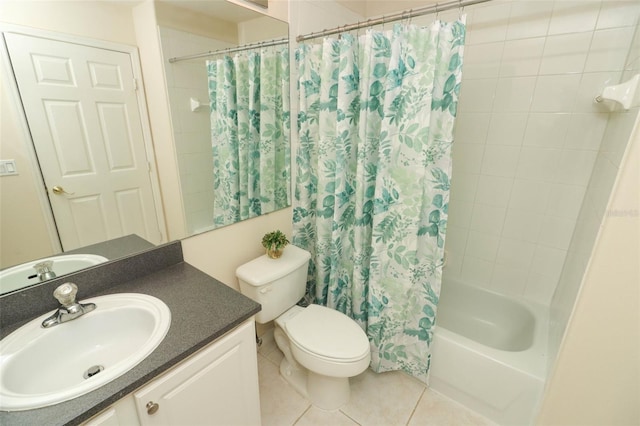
xmin=5 ymin=32 xmax=164 ymax=251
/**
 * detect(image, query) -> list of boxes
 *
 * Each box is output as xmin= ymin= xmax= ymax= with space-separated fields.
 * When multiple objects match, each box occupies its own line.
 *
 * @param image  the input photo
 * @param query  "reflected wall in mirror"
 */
xmin=157 ymin=2 xmax=290 ymax=235
xmin=0 ymin=0 xmax=290 ymax=292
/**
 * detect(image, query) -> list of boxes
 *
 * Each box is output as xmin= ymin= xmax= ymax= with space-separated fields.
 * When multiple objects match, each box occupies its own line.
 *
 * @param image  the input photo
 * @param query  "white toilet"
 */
xmin=237 ymin=244 xmax=371 ymax=410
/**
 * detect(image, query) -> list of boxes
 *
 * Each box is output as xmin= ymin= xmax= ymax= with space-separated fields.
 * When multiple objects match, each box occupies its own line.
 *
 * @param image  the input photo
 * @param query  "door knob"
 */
xmin=52 ymin=185 xmax=75 ymax=195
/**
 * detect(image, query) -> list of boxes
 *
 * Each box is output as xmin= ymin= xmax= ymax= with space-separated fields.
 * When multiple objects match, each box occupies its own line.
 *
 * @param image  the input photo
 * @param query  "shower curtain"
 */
xmin=293 ymin=20 xmax=465 ymax=382
xmin=207 ymin=45 xmax=290 ymax=227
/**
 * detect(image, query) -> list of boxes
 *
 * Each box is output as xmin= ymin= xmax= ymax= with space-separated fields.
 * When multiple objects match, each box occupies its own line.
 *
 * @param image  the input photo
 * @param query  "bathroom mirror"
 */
xmin=0 ymin=0 xmax=290 ymax=293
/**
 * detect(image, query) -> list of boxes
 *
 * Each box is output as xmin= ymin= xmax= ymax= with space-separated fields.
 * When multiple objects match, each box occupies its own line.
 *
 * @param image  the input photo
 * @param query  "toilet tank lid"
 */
xmin=236 ymin=244 xmax=311 ymax=287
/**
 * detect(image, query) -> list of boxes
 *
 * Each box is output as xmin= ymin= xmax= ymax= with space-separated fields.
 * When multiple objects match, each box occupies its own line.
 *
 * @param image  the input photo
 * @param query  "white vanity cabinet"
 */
xmin=84 ymin=319 xmax=261 ymax=426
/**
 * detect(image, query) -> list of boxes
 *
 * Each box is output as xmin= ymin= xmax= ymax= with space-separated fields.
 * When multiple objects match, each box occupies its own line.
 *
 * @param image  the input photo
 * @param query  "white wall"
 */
xmin=440 ymin=0 xmax=640 ymax=305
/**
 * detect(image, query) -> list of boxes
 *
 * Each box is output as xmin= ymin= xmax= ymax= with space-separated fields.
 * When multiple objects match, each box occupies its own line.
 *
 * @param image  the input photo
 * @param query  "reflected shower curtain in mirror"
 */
xmin=207 ymin=45 xmax=290 ymax=227
xmin=293 ymin=20 xmax=465 ymax=382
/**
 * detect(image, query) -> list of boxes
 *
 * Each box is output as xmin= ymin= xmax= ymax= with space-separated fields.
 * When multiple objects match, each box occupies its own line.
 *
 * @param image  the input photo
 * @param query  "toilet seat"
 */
xmin=285 ymin=304 xmax=370 ymax=363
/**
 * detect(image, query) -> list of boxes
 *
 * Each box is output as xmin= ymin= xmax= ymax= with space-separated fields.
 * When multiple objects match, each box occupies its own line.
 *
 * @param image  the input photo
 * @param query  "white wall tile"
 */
xmin=547 ymin=183 xmax=587 ymax=221
xmin=487 ymin=113 xmax=528 ymax=146
xmin=539 ymin=32 xmax=592 ymax=75
xmin=523 ymin=113 xmax=571 ymax=148
xmin=443 ymin=225 xmax=468 ymax=278
xmin=463 ymin=42 xmax=505 ymax=79
xmin=493 ymin=76 xmax=537 ymax=112
xmin=450 ymin=172 xmax=479 ymax=202
xmin=524 ymin=272 xmax=558 ymax=304
xmin=585 ymin=27 xmax=636 ymax=72
xmin=475 ymin=175 xmax=513 ymax=207
xmin=447 ymin=199 xmax=474 ymax=229
xmin=597 ymin=0 xmax=640 ymax=29
xmin=470 ymin=204 xmax=507 ymax=235
xmin=555 ymin=149 xmax=598 ymax=185
xmin=466 ymin=230 xmax=501 ymax=261
xmin=496 ymin=238 xmax=537 ymax=269
xmin=458 ymin=79 xmax=497 ymax=112
xmin=564 ymin=113 xmax=609 ymax=150
xmin=600 ymin=110 xmax=638 ymax=167
xmin=452 ymin=143 xmax=485 ymax=174
xmin=461 ymin=256 xmax=494 ymax=287
xmin=453 ymin=113 xmax=491 ymax=144
xmin=531 ymin=74 xmax=581 ymax=112
xmin=502 ymin=208 xmax=544 ymax=242
xmin=467 ymin=2 xmax=511 ymax=45
xmin=447 ymin=0 xmax=638 ymax=306
xmin=509 ymin=179 xmax=551 ymax=213
xmin=506 ymin=1 xmax=554 ymax=40
xmin=538 ymin=216 xmax=576 ymax=250
xmin=491 ymin=265 xmax=529 ymax=296
xmin=481 ymin=144 xmax=521 ymax=177
xmin=500 ymin=37 xmax=544 ymax=77
xmin=531 ymin=245 xmax=567 ymax=280
xmin=548 ymin=1 xmax=601 ymax=36
xmin=516 ymin=147 xmax=562 ymax=181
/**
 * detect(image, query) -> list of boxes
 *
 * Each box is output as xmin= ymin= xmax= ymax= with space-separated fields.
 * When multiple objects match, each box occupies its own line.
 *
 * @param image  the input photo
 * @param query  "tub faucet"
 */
xmin=41 ymin=283 xmax=96 ymax=328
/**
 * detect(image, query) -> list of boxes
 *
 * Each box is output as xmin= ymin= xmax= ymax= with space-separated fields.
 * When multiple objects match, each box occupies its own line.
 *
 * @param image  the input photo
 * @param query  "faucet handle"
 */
xmin=53 ymin=283 xmax=78 ymax=307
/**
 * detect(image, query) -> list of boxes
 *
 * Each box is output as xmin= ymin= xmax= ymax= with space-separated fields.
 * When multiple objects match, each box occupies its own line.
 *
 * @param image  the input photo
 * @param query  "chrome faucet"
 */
xmin=41 ymin=283 xmax=96 ymax=328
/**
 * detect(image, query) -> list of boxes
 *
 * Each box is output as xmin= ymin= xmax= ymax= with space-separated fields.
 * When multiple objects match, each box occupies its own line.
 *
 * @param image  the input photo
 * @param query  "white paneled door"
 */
xmin=5 ymin=33 xmax=163 ymax=250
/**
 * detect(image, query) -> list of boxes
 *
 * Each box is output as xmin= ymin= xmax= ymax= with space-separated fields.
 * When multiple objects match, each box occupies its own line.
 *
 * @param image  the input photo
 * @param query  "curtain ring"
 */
xmin=435 ymin=3 xmax=440 ymax=20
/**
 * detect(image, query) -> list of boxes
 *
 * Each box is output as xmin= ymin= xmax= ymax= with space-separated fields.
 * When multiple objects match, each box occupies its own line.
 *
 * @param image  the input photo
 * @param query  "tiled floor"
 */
xmin=257 ymin=330 xmax=494 ymax=426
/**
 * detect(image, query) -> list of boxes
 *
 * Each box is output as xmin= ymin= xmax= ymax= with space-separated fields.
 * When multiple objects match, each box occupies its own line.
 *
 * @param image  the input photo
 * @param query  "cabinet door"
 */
xmin=83 ymin=396 xmax=140 ymax=426
xmin=133 ymin=320 xmax=260 ymax=426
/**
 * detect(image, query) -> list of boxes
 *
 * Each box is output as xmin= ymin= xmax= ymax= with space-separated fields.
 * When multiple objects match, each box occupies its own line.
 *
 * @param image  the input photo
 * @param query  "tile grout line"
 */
xmin=405 ymin=386 xmax=427 ymax=425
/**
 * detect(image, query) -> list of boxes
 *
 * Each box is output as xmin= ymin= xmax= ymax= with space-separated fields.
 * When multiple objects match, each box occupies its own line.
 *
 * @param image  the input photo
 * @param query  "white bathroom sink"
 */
xmin=0 ymin=254 xmax=109 ymax=293
xmin=0 ymin=293 xmax=171 ymax=411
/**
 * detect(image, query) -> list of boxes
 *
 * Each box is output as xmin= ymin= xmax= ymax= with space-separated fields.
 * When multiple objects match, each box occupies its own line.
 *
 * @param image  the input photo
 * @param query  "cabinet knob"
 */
xmin=146 ymin=401 xmax=159 ymax=415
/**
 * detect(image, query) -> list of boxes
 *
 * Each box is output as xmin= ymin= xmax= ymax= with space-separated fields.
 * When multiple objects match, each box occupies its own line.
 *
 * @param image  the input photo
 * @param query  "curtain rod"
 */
xmin=296 ymin=0 xmax=491 ymax=43
xmin=169 ymin=37 xmax=289 ymax=63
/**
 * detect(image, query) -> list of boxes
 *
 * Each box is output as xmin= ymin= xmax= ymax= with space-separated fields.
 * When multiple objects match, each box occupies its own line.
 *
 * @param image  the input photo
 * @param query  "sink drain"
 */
xmin=83 ymin=365 xmax=104 ymax=379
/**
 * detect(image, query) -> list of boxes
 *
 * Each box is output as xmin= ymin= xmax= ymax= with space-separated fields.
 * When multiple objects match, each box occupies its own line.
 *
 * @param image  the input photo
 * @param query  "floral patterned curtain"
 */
xmin=293 ymin=20 xmax=465 ymax=382
xmin=207 ymin=45 xmax=290 ymax=227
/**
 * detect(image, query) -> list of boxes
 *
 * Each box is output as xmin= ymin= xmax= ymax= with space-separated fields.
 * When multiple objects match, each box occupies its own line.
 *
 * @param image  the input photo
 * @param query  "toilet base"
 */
xmin=279 ymin=357 xmax=308 ymax=399
xmin=279 ymin=358 xmax=351 ymax=411
xmin=307 ymin=371 xmax=350 ymax=411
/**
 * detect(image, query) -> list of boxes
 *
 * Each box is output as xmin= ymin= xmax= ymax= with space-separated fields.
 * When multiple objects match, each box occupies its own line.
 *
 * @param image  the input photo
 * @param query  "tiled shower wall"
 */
xmin=159 ymin=28 xmax=233 ymax=235
xmin=549 ymin=16 xmax=640 ymax=367
xmin=443 ymin=0 xmax=640 ymax=305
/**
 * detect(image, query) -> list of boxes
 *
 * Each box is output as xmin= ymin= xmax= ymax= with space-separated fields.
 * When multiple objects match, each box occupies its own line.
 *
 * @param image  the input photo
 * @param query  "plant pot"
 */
xmin=266 ymin=248 xmax=283 ymax=259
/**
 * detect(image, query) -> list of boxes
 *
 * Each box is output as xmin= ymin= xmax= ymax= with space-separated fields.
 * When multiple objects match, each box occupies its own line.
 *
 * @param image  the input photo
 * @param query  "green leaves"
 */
xmin=294 ymin=20 xmax=463 ymax=382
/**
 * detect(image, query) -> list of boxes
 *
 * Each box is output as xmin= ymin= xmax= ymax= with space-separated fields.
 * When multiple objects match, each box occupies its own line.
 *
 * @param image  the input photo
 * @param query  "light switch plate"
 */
xmin=0 ymin=159 xmax=18 ymax=176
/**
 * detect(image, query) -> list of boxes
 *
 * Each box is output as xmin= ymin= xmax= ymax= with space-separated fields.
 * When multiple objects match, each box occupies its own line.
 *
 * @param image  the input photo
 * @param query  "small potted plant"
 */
xmin=262 ymin=230 xmax=289 ymax=259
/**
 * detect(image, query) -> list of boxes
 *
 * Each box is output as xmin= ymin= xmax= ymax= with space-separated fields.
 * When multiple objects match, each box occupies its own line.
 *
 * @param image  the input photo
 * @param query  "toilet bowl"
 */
xmin=274 ymin=305 xmax=370 ymax=410
xmin=236 ymin=245 xmax=371 ymax=410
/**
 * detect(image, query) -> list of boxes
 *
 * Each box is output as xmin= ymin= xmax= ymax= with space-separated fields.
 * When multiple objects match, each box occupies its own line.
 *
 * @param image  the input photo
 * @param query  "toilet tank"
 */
xmin=236 ymin=245 xmax=311 ymax=323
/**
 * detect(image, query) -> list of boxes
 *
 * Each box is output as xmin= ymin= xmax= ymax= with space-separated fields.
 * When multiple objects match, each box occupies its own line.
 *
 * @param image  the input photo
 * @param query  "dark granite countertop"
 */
xmin=65 ymin=234 xmax=155 ymax=261
xmin=0 ymin=242 xmax=261 ymax=425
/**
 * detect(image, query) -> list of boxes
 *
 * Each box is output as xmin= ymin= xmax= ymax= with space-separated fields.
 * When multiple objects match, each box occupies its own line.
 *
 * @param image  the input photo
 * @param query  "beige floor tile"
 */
xmin=408 ymin=388 xmax=494 ymax=426
xmin=258 ymin=354 xmax=310 ymax=426
xmin=341 ymin=369 xmax=426 ymax=426
xmin=265 ymin=346 xmax=285 ymax=366
xmin=295 ymin=406 xmax=360 ymax=426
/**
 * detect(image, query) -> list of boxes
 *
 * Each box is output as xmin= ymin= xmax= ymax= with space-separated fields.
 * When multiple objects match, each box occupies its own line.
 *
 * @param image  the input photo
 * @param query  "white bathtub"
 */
xmin=430 ymin=279 xmax=548 ymax=426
